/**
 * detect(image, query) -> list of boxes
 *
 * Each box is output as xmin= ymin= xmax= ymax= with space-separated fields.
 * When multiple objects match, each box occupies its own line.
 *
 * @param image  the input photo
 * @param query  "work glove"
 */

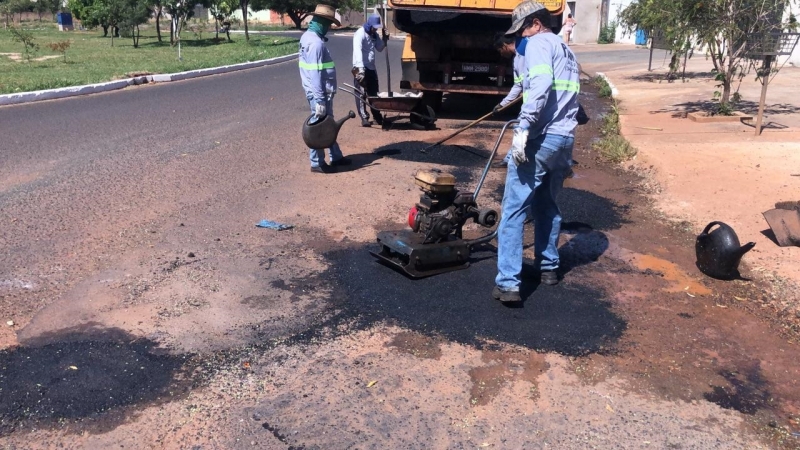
xmin=510 ymin=127 xmax=529 ymax=166
xmin=381 ymin=27 xmax=389 ymax=43
xmin=492 ymin=103 xmax=504 ymax=115
xmin=313 ymin=101 xmax=327 ymax=118
xmin=354 ymin=67 xmax=366 ymax=85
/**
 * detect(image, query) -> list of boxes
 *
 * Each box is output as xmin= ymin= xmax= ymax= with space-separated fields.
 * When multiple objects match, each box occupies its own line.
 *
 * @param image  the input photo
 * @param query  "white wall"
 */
xmin=565 ymin=0 xmax=604 ymax=44
xmin=609 ymin=0 xmax=636 ymax=44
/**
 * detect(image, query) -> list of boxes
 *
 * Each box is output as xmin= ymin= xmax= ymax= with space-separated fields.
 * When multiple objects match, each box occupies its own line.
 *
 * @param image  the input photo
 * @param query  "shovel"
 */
xmin=763 ymin=201 xmax=800 ymax=247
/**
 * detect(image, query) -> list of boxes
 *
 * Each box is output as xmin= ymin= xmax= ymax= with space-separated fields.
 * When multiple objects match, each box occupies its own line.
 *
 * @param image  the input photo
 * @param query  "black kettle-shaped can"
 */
xmin=301 ymin=110 xmax=356 ymax=149
xmin=695 ymin=221 xmax=755 ymax=280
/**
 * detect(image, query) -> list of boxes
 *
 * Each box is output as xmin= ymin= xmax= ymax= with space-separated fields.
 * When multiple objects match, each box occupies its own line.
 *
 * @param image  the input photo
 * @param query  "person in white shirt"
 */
xmin=352 ymin=14 xmax=387 ymax=127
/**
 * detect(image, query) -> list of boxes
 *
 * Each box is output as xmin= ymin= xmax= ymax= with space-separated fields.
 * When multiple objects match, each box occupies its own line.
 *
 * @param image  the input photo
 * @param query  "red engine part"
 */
xmin=408 ymin=206 xmax=419 ymax=231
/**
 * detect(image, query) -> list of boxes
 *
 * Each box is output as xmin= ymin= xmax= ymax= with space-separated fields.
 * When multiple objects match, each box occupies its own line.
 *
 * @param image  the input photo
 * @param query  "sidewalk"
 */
xmin=574 ymin=44 xmax=800 ymax=284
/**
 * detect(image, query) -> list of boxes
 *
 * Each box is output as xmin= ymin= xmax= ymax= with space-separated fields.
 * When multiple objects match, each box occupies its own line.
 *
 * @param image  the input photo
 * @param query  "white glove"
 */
xmin=313 ymin=101 xmax=327 ymax=118
xmin=511 ymin=127 xmax=529 ymax=165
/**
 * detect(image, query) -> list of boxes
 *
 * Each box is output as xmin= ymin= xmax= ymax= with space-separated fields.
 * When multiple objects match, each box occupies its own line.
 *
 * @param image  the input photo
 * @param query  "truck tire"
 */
xmin=421 ymin=91 xmax=443 ymax=113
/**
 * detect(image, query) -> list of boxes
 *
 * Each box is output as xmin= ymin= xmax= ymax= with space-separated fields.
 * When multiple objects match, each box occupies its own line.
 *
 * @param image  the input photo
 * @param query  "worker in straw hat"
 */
xmin=492 ymin=0 xmax=581 ymax=302
xmin=299 ymin=4 xmax=352 ymax=173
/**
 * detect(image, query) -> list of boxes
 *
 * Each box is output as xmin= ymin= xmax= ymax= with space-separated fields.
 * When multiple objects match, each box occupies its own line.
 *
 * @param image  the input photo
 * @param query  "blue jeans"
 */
xmin=306 ymin=95 xmax=343 ymax=168
xmin=496 ymin=133 xmax=574 ymax=290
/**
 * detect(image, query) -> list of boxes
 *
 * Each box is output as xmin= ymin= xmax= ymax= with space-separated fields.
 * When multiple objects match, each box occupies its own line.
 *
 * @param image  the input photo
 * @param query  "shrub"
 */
xmin=593 ymin=102 xmax=638 ymax=163
xmin=594 ymin=76 xmax=613 ymax=98
xmin=47 ymin=40 xmax=71 ymax=63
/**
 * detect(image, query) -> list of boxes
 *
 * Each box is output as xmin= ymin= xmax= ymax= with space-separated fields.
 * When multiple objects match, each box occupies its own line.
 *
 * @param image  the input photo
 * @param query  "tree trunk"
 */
xmin=103 ymin=25 xmax=108 ymax=37
xmin=214 ymin=18 xmax=219 ymax=40
xmin=111 ymin=28 xmax=115 ymax=46
xmin=156 ymin=8 xmax=162 ymax=42
xmin=133 ymin=25 xmax=140 ymax=48
xmin=170 ymin=19 xmax=175 ymax=45
xmin=241 ymin=0 xmax=249 ymax=41
xmin=287 ymin=10 xmax=303 ymax=29
xmin=226 ymin=28 xmax=231 ymax=41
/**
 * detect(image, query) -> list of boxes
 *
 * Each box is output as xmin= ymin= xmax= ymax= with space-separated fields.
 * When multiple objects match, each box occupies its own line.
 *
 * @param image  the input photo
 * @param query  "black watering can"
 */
xmin=695 ymin=221 xmax=755 ymax=280
xmin=301 ymin=111 xmax=356 ymax=149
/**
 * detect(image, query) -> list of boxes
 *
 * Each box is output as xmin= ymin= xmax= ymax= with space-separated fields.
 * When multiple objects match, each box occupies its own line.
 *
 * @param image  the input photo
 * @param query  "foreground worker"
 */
xmin=493 ymin=0 xmax=580 ymax=302
xmin=352 ymin=14 xmax=387 ymax=127
xmin=299 ymin=4 xmax=352 ymax=173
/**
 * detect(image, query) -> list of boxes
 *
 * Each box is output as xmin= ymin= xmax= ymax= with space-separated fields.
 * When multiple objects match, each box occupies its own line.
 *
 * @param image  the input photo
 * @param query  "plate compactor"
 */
xmin=370 ymin=120 xmax=518 ymax=278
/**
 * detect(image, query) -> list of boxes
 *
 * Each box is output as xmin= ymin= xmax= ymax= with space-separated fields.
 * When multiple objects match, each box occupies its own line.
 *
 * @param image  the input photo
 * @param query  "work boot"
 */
xmin=491 ymin=160 xmax=508 ymax=169
xmin=540 ymin=270 xmax=559 ymax=286
xmin=310 ymin=162 xmax=332 ymax=174
xmin=374 ymin=114 xmax=384 ymax=126
xmin=361 ymin=118 xmax=371 ymax=127
xmin=329 ymin=156 xmax=352 ymax=167
xmin=492 ymin=286 xmax=521 ymax=303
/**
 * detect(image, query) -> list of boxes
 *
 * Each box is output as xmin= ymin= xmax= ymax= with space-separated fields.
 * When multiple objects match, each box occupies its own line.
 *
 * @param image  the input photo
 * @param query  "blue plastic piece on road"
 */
xmin=256 ymin=220 xmax=294 ymax=231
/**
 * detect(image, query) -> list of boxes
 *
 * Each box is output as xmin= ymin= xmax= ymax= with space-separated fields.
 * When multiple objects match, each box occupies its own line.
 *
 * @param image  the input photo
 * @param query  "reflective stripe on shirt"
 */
xmin=299 ymin=61 xmax=335 ymax=70
xmin=553 ymin=79 xmax=581 ymax=92
xmin=529 ymin=64 xmax=554 ymax=76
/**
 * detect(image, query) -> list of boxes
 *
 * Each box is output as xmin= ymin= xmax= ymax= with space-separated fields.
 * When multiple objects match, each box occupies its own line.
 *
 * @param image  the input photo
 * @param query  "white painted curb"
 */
xmin=150 ymin=53 xmax=296 ymax=82
xmin=0 ymin=53 xmax=297 ymax=107
xmin=595 ymin=72 xmax=619 ymax=98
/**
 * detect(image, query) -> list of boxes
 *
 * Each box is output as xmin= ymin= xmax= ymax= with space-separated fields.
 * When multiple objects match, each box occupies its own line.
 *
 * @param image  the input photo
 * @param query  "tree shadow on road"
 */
xmin=650 ymin=99 xmax=800 ymax=118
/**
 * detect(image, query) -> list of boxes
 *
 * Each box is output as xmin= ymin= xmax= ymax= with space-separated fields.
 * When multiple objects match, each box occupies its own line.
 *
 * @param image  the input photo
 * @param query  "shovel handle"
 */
xmin=420 ymin=96 xmax=522 ymax=153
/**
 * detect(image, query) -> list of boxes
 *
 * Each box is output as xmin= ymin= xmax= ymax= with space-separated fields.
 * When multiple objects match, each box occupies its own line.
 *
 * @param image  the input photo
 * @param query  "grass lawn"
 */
xmin=0 ymin=22 xmax=299 ymax=94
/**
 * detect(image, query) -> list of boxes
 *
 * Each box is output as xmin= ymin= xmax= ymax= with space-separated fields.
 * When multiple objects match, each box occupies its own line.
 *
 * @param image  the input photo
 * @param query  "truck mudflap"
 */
xmin=401 ymin=81 xmax=510 ymax=96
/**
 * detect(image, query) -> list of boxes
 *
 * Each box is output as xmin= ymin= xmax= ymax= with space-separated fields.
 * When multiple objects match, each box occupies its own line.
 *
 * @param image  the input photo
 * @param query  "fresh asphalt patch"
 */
xmin=0 ymin=327 xmax=199 ymax=435
xmin=270 ymin=233 xmax=626 ymax=358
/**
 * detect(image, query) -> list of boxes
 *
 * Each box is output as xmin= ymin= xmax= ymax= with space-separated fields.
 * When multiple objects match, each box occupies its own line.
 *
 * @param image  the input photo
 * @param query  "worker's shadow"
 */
xmin=333 ymin=148 xmax=402 ymax=173
xmin=515 ymin=224 xmax=609 ymax=306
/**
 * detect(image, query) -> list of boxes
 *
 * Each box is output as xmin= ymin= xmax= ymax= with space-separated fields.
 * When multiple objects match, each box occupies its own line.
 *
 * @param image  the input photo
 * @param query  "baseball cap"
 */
xmin=505 ymin=1 xmax=546 ymax=35
xmin=367 ymin=14 xmax=382 ymax=28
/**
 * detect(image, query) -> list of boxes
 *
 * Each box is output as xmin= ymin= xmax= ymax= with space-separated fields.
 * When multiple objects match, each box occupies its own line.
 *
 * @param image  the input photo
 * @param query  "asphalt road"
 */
xmin=0 ymin=35 xmax=402 ymax=295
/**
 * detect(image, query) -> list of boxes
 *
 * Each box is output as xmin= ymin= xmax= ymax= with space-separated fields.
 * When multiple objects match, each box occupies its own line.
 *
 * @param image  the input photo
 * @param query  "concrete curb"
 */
xmin=595 ymin=72 xmax=620 ymax=98
xmin=150 ymin=53 xmax=296 ymax=82
xmin=0 ymin=53 xmax=298 ymax=107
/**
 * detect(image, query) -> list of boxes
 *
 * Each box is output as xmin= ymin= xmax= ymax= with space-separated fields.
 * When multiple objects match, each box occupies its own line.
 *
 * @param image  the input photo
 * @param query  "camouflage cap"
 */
xmin=505 ymin=0 xmax=546 ymax=35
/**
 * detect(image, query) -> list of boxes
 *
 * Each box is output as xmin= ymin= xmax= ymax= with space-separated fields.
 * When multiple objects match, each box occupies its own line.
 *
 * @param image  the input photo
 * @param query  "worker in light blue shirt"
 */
xmin=492 ymin=0 xmax=580 ymax=303
xmin=352 ymin=14 xmax=387 ymax=127
xmin=299 ymin=4 xmax=352 ymax=173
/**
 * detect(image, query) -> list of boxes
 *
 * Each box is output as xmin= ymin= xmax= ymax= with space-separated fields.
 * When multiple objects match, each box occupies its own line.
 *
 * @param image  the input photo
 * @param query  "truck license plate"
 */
xmin=462 ymin=64 xmax=490 ymax=73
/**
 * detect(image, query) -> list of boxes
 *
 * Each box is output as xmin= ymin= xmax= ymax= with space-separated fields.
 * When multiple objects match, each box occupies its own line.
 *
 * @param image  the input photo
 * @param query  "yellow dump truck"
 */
xmin=390 ymin=0 xmax=566 ymax=112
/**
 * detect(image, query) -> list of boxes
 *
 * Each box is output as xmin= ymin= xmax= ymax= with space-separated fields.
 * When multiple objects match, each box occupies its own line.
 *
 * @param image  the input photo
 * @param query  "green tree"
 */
xmin=118 ymin=0 xmax=150 ymax=47
xmin=252 ymin=0 xmax=357 ymax=30
xmin=163 ymin=0 xmax=210 ymax=46
xmin=68 ymin=0 xmax=116 ymax=37
xmin=147 ymin=0 xmax=164 ymax=42
xmin=1 ymin=1 xmax=13 ymax=29
xmin=209 ymin=0 xmax=237 ymax=40
xmin=2 ymin=0 xmax=30 ymax=25
xmin=620 ymin=0 xmax=792 ymax=110
xmin=32 ymin=0 xmax=61 ymax=21
xmin=9 ymin=25 xmax=38 ymax=62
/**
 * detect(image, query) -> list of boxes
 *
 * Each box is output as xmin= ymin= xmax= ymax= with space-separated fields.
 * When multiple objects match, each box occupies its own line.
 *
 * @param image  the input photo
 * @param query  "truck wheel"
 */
xmin=421 ymin=91 xmax=443 ymax=113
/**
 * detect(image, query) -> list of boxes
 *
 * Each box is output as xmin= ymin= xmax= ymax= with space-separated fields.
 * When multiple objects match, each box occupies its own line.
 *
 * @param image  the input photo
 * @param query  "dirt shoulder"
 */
xmin=575 ymin=44 xmax=800 ymax=323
